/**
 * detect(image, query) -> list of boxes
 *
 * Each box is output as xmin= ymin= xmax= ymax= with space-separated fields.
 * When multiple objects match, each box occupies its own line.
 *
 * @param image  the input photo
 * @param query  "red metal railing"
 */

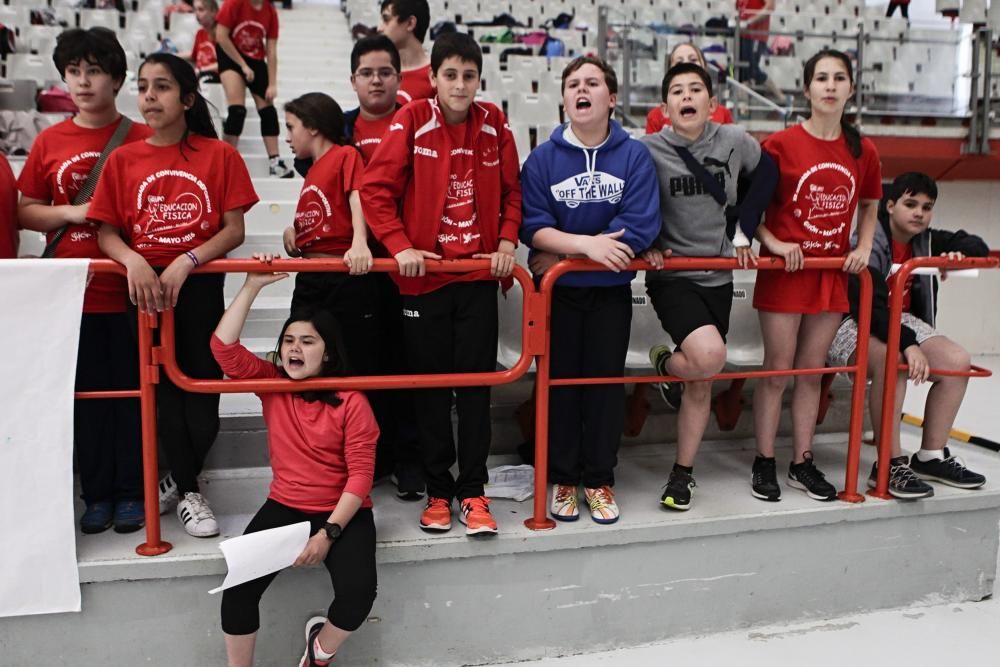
xmin=870 ymin=255 xmax=999 ymax=499
xmin=524 ymin=257 xmax=874 ymax=530
xmin=56 ymin=256 xmax=877 ymax=550
xmin=142 ymin=258 xmax=541 ymax=554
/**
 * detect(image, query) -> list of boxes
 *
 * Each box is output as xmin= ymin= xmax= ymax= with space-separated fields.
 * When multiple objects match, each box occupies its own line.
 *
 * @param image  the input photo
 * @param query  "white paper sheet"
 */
xmin=0 ymin=259 xmax=88 ymax=617
xmin=208 ymin=521 xmax=311 ymax=594
xmin=486 ymin=464 xmax=535 ymax=502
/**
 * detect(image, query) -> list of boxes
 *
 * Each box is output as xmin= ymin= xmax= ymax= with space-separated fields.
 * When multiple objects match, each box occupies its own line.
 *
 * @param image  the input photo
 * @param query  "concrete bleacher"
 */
xmin=4 ymin=2 xmax=1000 ymax=665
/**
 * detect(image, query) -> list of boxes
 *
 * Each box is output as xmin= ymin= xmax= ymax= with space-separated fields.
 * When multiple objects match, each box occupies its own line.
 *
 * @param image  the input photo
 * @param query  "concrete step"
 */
xmin=5 ymin=434 xmax=998 ymax=666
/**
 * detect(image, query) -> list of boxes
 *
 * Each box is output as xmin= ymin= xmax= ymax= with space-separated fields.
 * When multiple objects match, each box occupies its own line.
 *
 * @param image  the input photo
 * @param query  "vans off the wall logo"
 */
xmin=792 ymin=162 xmax=856 ymax=243
xmin=55 ymin=151 xmax=100 ymax=197
xmin=134 ymin=170 xmax=212 ymax=243
xmin=550 ymin=171 xmax=625 ymax=209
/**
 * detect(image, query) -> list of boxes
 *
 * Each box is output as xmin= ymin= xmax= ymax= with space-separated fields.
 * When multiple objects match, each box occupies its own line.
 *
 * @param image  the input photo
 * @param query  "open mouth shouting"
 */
xmin=678 ymin=105 xmax=697 ymax=118
xmin=286 ymin=354 xmax=305 ymax=371
xmin=575 ymin=97 xmax=592 ymax=110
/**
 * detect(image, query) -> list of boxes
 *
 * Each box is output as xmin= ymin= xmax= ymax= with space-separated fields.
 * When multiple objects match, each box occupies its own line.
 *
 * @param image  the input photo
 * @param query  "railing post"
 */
xmin=967 ymin=28 xmax=982 ymax=155
xmin=136 ymin=310 xmax=172 ymax=556
xmin=855 ymin=21 xmax=866 ymax=132
xmin=980 ymin=28 xmax=993 ymax=154
xmin=839 ymin=268 xmax=871 ymax=503
xmin=622 ymin=19 xmax=633 ymax=119
xmin=597 ymin=5 xmax=608 ymax=62
xmin=525 ymin=271 xmax=556 ymax=531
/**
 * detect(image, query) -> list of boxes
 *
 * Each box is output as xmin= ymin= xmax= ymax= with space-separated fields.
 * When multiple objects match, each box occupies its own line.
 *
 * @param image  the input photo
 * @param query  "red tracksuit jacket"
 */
xmin=361 ymin=98 xmax=522 ymax=295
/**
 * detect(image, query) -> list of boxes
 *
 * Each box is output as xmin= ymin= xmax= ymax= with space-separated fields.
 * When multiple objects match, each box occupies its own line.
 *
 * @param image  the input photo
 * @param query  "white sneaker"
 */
xmin=158 ymin=474 xmax=179 ymax=515
xmin=584 ymin=486 xmax=620 ymax=525
xmin=550 ymin=484 xmax=579 ymax=521
xmin=177 ymin=492 xmax=219 ymax=537
xmin=269 ymin=156 xmax=294 ymax=178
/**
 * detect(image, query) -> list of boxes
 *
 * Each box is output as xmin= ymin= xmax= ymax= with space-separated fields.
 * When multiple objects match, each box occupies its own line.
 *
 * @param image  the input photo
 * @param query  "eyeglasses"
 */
xmin=354 ymin=68 xmax=399 ymax=81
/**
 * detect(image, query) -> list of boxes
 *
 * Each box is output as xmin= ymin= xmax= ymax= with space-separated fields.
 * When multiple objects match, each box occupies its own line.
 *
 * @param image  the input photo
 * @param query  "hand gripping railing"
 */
xmin=142 ymin=258 xmax=542 ymax=555
xmin=870 ymin=254 xmax=1000 ymax=499
xmin=524 ymin=256 xmax=874 ymax=531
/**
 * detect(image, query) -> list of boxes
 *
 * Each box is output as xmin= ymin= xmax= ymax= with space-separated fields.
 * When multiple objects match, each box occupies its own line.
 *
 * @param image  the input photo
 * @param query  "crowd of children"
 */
xmin=3 ymin=1 xmax=993 ymax=663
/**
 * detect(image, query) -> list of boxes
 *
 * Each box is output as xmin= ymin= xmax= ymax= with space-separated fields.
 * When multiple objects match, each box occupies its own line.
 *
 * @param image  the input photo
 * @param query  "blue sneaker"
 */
xmin=114 ymin=499 xmax=145 ymax=534
xmin=80 ymin=501 xmax=113 ymax=534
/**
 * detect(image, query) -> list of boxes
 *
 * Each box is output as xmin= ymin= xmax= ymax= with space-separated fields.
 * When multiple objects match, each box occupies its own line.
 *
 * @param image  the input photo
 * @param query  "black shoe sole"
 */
xmin=113 ymin=522 xmax=145 ymax=534
xmin=787 ymin=478 xmax=837 ymax=501
xmin=750 ymin=488 xmax=781 ymax=502
xmin=80 ymin=522 xmax=112 ymax=534
xmin=867 ymin=478 xmax=934 ymax=499
xmin=910 ymin=471 xmax=986 ymax=489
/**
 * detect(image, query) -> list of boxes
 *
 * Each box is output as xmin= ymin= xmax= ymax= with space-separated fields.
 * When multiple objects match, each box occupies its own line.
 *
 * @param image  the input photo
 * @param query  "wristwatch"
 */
xmin=322 ymin=522 xmax=342 ymax=543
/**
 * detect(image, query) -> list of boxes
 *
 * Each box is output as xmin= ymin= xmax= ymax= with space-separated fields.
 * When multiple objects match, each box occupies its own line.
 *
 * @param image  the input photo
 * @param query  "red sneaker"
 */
xmin=459 ymin=496 xmax=498 ymax=536
xmin=419 ymin=497 xmax=452 ymax=532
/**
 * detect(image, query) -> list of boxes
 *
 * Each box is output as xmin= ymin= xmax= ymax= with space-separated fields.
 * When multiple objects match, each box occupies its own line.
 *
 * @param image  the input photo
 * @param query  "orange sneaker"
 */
xmin=419 ymin=497 xmax=452 ymax=532
xmin=458 ymin=496 xmax=498 ymax=536
xmin=584 ymin=485 xmax=620 ymax=524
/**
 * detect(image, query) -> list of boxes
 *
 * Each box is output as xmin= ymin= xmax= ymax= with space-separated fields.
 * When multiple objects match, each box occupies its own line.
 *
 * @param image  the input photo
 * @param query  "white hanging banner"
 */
xmin=0 ymin=258 xmax=88 ymax=617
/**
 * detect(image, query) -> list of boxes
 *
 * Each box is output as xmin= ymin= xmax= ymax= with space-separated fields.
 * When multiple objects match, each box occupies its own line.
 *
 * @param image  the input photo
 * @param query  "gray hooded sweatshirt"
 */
xmin=641 ymin=122 xmax=762 ymax=286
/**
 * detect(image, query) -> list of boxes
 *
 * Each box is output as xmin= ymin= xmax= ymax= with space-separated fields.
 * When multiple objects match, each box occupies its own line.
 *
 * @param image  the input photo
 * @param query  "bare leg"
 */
xmin=917 ymin=336 xmax=971 ymax=452
xmin=858 ymin=338 xmax=907 ymax=459
xmin=789 ymin=312 xmax=843 ymax=462
xmin=220 ymin=69 xmax=247 ymax=148
xmin=669 ymin=325 xmax=727 ymax=468
xmin=224 ymin=632 xmax=256 ymax=667
xmin=753 ymin=311 xmax=801 ymax=458
xmin=316 ymin=621 xmax=353 ymax=657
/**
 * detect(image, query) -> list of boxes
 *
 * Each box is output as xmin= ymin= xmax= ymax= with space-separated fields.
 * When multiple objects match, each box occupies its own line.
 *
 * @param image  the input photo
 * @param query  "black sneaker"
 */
xmin=751 ymin=455 xmax=781 ymax=502
xmin=649 ymin=344 xmax=683 ymax=410
xmin=868 ymin=456 xmax=934 ymax=499
xmin=910 ymin=448 xmax=987 ymax=489
xmin=391 ymin=466 xmax=426 ymax=502
xmin=660 ymin=467 xmax=696 ymax=511
xmin=788 ymin=452 xmax=838 ymax=501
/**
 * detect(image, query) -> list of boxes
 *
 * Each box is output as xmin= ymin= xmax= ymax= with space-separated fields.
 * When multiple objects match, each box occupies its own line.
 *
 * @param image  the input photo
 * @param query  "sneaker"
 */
xmin=584 ymin=486 xmax=620 ymax=524
xmin=419 ymin=497 xmax=452 ymax=532
xmin=550 ymin=484 xmax=580 ymax=521
xmin=910 ymin=448 xmax=987 ymax=489
xmin=787 ymin=452 xmax=837 ymax=501
xmin=80 ymin=500 xmax=113 ymax=534
xmin=177 ymin=492 xmax=220 ymax=537
xmin=751 ymin=455 xmax=781 ymax=502
xmin=660 ymin=468 xmax=696 ymax=511
xmin=158 ymin=473 xmax=179 ymax=515
xmin=458 ymin=496 xmax=498 ymax=536
xmin=867 ymin=457 xmax=934 ymax=499
xmin=649 ymin=344 xmax=683 ymax=410
xmin=299 ymin=615 xmax=333 ymax=667
xmin=113 ymin=499 xmax=145 ymax=534
xmin=391 ymin=468 xmax=426 ymax=503
xmin=269 ymin=156 xmax=294 ymax=178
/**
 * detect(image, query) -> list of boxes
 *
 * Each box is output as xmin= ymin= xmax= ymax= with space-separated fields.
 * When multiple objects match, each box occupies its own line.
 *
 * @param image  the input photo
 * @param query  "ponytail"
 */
xmin=803 ymin=48 xmax=863 ymax=158
xmin=184 ymin=91 xmax=218 ymax=140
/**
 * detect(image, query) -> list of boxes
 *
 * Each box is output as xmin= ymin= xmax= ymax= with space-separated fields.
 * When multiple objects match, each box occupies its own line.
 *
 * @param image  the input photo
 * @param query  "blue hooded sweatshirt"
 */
xmin=519 ymin=120 xmax=661 ymax=287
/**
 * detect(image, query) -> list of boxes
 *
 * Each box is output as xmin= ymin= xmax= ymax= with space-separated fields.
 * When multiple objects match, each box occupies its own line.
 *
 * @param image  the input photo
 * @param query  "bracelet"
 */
xmin=184 ymin=250 xmax=200 ymax=268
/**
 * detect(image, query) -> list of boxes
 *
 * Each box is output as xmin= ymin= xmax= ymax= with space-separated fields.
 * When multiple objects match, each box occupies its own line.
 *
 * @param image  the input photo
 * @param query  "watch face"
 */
xmin=325 ymin=523 xmax=342 ymax=540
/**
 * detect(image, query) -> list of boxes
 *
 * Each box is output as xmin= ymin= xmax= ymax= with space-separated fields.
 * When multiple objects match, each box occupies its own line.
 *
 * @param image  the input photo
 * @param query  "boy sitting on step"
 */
xmin=828 ymin=171 xmax=989 ymax=499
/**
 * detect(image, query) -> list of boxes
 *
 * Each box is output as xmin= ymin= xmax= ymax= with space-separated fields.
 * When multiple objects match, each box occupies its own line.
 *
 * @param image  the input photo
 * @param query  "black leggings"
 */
xmin=220 ymin=500 xmax=377 ymax=635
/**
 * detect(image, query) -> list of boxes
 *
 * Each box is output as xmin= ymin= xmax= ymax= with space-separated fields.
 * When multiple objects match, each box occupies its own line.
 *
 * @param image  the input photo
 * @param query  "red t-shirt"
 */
xmin=352 ymin=113 xmax=394 ymax=165
xmin=216 ymin=0 xmax=278 ymax=61
xmin=738 ymin=0 xmax=771 ymax=42
xmin=397 ymin=63 xmax=434 ymax=105
xmin=210 ymin=336 xmax=378 ymax=512
xmin=0 ymin=155 xmax=16 ymax=259
xmin=754 ymin=124 xmax=882 ymax=314
xmin=294 ymin=145 xmax=364 ymax=255
xmin=87 ymin=134 xmax=259 ymax=267
xmin=891 ymin=238 xmax=914 ymax=312
xmin=645 ymin=105 xmax=734 ymax=134
xmin=192 ymin=27 xmax=217 ymax=71
xmin=18 ymin=117 xmax=153 ymax=312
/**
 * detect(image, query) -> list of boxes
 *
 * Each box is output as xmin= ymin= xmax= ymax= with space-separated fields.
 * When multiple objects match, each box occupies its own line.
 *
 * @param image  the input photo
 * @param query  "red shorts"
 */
xmin=753 ymin=267 xmax=848 ymax=314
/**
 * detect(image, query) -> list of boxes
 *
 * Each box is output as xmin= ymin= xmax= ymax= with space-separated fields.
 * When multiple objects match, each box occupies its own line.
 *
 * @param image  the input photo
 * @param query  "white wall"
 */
xmin=928 ymin=181 xmax=1000 ymax=354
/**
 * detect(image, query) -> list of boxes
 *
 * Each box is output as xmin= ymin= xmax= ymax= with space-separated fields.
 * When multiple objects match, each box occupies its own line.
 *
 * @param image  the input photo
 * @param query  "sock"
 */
xmin=313 ymin=635 xmax=336 ymax=662
xmin=916 ymin=449 xmax=945 ymax=462
xmin=673 ymin=463 xmax=693 ymax=475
